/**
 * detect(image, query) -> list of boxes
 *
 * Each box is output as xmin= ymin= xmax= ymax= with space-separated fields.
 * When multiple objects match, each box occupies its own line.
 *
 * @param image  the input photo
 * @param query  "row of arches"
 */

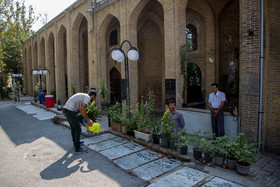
xmin=22 ymin=0 xmax=239 ymax=111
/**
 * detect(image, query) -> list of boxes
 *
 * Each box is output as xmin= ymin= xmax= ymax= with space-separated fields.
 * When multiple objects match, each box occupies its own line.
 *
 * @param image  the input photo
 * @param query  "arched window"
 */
xmin=186 ymin=24 xmax=197 ymax=51
xmin=110 ymin=30 xmax=118 ymax=46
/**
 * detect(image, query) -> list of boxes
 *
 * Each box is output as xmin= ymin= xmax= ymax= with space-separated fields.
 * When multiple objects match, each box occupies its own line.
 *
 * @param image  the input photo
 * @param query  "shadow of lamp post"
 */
xmin=11 ymin=73 xmax=22 ymax=102
xmin=32 ymin=68 xmax=50 ymax=92
xmin=107 ymin=40 xmax=141 ymax=107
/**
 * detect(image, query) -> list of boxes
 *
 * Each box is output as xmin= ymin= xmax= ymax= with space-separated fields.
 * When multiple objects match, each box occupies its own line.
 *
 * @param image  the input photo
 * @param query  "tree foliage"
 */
xmin=0 ymin=0 xmax=36 ymax=98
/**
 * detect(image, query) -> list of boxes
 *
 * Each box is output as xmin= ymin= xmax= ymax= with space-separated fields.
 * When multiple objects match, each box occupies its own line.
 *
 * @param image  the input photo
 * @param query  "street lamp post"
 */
xmin=107 ymin=40 xmax=141 ymax=106
xmin=32 ymin=68 xmax=50 ymax=92
xmin=11 ymin=73 xmax=22 ymax=102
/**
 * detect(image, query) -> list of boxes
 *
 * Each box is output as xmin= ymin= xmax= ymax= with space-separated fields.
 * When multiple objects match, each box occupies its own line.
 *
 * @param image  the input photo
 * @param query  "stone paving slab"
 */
xmin=148 ymin=167 xmax=211 ymax=187
xmin=99 ymin=142 xmax=145 ymax=160
xmin=202 ymin=177 xmax=244 ymax=187
xmin=114 ymin=149 xmax=160 ymax=171
xmin=88 ymin=137 xmax=129 ymax=152
xmin=81 ymin=133 xmax=117 ymax=146
xmin=17 ymin=105 xmax=56 ymax=120
xmin=33 ymin=112 xmax=56 ymax=120
xmin=132 ymin=157 xmax=182 ymax=181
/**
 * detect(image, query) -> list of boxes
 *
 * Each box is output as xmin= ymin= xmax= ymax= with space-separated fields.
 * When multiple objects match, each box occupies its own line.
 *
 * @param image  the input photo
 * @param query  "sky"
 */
xmin=24 ymin=0 xmax=77 ymax=31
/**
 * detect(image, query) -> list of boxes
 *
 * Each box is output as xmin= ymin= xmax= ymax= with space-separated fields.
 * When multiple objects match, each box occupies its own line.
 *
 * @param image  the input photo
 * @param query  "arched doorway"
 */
xmin=110 ymin=67 xmax=121 ymax=104
xmin=187 ymin=63 xmax=203 ymax=106
xmin=137 ymin=0 xmax=164 ymax=111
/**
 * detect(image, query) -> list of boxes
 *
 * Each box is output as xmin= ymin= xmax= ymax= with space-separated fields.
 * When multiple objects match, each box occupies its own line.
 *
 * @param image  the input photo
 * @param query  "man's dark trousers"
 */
xmin=211 ymin=110 xmax=225 ymax=137
xmin=62 ymin=108 xmax=81 ymax=150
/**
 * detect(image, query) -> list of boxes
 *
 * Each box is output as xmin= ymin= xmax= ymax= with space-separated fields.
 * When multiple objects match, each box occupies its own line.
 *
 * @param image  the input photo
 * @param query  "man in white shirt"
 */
xmin=208 ymin=83 xmax=226 ymax=137
xmin=63 ymin=90 xmax=96 ymax=154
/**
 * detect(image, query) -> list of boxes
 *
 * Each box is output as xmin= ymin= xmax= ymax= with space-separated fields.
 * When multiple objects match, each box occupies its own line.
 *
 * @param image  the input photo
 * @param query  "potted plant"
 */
xmin=235 ymin=133 xmax=260 ymax=175
xmin=150 ymin=116 xmax=161 ymax=144
xmin=169 ymin=130 xmax=178 ymax=150
xmin=222 ymin=135 xmax=239 ymax=169
xmin=33 ymin=89 xmax=39 ymax=102
xmin=70 ymin=82 xmax=77 ymax=95
xmin=98 ymin=80 xmax=111 ymax=110
xmin=78 ymin=100 xmax=99 ymax=132
xmin=212 ymin=136 xmax=226 ymax=166
xmin=160 ymin=109 xmax=175 ymax=148
xmin=106 ymin=102 xmax=122 ymax=132
xmin=200 ymin=137 xmax=214 ymax=163
xmin=188 ymin=131 xmax=202 ymax=160
xmin=120 ymin=101 xmax=131 ymax=135
xmin=175 ymin=131 xmax=189 ymax=155
xmin=134 ymin=90 xmax=155 ymax=142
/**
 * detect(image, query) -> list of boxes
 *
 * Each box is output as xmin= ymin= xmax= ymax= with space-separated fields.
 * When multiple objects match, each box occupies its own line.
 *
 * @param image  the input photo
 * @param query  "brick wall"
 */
xmin=263 ymin=0 xmax=280 ymax=153
xmin=240 ymin=0 xmax=261 ymax=142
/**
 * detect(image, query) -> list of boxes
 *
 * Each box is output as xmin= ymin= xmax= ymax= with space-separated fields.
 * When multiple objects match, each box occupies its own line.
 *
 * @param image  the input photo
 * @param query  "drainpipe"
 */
xmin=258 ymin=0 xmax=264 ymax=151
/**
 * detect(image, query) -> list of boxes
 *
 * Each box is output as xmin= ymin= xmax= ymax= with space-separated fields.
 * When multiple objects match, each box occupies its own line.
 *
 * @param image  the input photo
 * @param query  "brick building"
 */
xmin=22 ymin=0 xmax=280 ymax=153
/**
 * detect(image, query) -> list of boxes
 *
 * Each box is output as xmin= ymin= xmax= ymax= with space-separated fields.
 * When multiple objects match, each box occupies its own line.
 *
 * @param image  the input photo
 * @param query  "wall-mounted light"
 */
xmin=208 ymin=58 xmax=214 ymax=63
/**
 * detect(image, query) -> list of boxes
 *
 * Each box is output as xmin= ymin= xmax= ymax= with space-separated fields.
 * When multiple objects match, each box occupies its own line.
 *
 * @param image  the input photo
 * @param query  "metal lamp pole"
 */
xmin=107 ymin=40 xmax=141 ymax=106
xmin=32 ymin=68 xmax=50 ymax=92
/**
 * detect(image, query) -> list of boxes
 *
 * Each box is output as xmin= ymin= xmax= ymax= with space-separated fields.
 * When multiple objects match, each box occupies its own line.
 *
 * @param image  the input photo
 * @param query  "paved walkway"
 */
xmin=16 ymin=97 xmax=280 ymax=186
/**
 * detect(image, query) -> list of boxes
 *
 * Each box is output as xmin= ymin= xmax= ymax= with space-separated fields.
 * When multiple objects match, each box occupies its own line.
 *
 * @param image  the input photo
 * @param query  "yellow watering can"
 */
xmin=88 ymin=123 xmax=100 ymax=133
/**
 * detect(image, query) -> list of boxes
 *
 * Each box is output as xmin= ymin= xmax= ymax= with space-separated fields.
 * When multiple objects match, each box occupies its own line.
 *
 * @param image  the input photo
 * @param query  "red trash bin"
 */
xmin=45 ymin=95 xmax=54 ymax=108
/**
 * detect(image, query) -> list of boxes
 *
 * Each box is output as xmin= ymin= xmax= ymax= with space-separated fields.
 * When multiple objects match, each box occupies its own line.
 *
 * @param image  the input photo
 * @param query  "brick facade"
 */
xmin=21 ymin=0 xmax=280 ymax=154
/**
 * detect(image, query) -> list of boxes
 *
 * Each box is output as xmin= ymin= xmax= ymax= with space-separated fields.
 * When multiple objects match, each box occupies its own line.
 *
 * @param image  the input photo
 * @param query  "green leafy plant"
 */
xmin=136 ymin=89 xmax=155 ymax=134
xmin=150 ymin=115 xmax=161 ymax=135
xmin=179 ymin=44 xmax=190 ymax=102
xmin=175 ymin=131 xmax=189 ymax=148
xmin=33 ymin=89 xmax=39 ymax=99
xmin=160 ymin=109 xmax=175 ymax=139
xmin=106 ymin=102 xmax=122 ymax=123
xmin=97 ymin=80 xmax=111 ymax=101
xmin=234 ymin=133 xmax=260 ymax=165
xmin=200 ymin=137 xmax=215 ymax=157
xmin=188 ymin=130 xmax=202 ymax=148
xmin=70 ymin=82 xmax=77 ymax=95
xmin=51 ymin=90 xmax=56 ymax=101
xmin=78 ymin=100 xmax=99 ymax=122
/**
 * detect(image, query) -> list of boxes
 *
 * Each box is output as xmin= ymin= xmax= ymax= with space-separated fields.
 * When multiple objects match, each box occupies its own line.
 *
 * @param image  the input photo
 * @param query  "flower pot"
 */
xmin=204 ymin=153 xmax=213 ymax=163
xmin=214 ymin=157 xmax=225 ymax=166
xmin=236 ymin=161 xmax=250 ymax=175
xmin=152 ymin=135 xmax=160 ymax=144
xmin=180 ymin=145 xmax=188 ymax=155
xmin=160 ymin=137 xmax=169 ymax=148
xmin=226 ymin=159 xmax=237 ymax=170
xmin=193 ymin=147 xmax=202 ymax=160
xmin=122 ymin=126 xmax=127 ymax=134
xmin=133 ymin=130 xmax=152 ymax=142
xmin=111 ymin=121 xmax=122 ymax=132
xmin=169 ymin=140 xmax=177 ymax=150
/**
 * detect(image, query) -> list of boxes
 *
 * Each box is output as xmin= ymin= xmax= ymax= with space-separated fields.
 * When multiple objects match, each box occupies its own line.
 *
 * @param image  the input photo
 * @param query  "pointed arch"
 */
xmin=47 ymin=32 xmax=55 ymax=95
xmin=57 ymin=24 xmax=68 ymax=103
xmin=71 ymin=13 xmax=89 ymax=94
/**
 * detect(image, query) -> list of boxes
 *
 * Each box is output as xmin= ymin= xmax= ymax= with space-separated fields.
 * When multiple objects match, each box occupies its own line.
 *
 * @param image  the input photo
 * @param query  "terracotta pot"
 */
xmin=122 ymin=126 xmax=127 ymax=134
xmin=111 ymin=121 xmax=122 ymax=132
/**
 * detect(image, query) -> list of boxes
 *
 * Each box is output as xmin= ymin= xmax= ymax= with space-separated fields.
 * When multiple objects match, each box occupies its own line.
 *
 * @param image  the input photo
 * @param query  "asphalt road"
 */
xmin=0 ymin=101 xmax=148 ymax=187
